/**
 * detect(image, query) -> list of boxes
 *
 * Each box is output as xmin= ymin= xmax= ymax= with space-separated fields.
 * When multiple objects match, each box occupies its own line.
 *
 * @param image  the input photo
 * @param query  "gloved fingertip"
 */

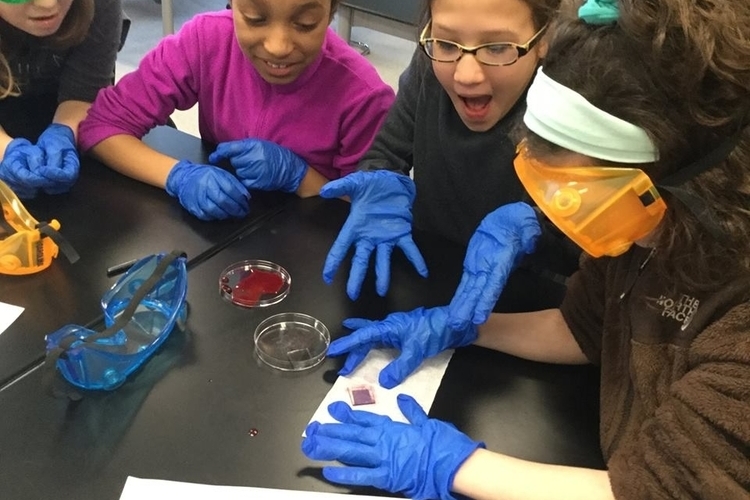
xmin=321 ymin=258 xmax=339 ymax=285
xmin=325 ymin=343 xmax=346 ymax=357
xmin=300 ymin=438 xmax=313 ymax=455
xmin=396 ymin=393 xmax=428 ymax=424
xmin=327 ymin=401 xmax=352 ymax=421
xmin=378 ymin=371 xmax=399 ymax=390
xmin=472 ymin=315 xmax=487 ymax=326
xmin=395 ymin=393 xmax=415 ymax=405
xmin=306 ymin=421 xmax=321 ymax=436
xmin=321 ymin=466 xmax=345 ymax=484
xmin=319 ymin=180 xmax=346 ymax=199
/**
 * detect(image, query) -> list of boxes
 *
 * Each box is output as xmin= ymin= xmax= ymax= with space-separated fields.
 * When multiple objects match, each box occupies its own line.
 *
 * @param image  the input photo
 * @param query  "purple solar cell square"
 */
xmin=348 ymin=385 xmax=376 ymax=406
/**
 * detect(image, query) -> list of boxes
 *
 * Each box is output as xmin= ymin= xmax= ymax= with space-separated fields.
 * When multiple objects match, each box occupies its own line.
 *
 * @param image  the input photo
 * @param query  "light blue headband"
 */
xmin=524 ymin=67 xmax=658 ymax=163
xmin=578 ymin=0 xmax=620 ymax=25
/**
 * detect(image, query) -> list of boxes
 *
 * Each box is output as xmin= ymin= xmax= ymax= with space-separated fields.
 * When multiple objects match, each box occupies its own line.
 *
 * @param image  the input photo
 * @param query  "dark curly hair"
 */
xmin=523 ymin=0 xmax=750 ymax=293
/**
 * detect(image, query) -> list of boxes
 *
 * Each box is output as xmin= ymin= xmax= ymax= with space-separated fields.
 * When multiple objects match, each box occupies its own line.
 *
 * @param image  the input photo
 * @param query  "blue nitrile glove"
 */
xmin=447 ymin=202 xmax=541 ymax=330
xmin=0 ymin=138 xmax=46 ymax=198
xmin=329 ymin=306 xmax=477 ymax=389
xmin=320 ymin=170 xmax=428 ymax=300
xmin=208 ymin=138 xmax=308 ymax=193
xmin=165 ymin=160 xmax=249 ymax=220
xmin=34 ymin=123 xmax=80 ymax=195
xmin=302 ymin=394 xmax=484 ymax=500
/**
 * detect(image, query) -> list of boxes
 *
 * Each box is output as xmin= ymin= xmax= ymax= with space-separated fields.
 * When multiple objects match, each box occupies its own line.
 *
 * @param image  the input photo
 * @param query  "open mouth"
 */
xmin=460 ymin=95 xmax=492 ymax=112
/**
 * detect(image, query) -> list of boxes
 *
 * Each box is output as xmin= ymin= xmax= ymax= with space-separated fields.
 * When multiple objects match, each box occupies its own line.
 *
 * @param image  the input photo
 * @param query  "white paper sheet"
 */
xmin=120 ymin=476 xmax=391 ymax=500
xmin=0 ymin=301 xmax=23 ymax=336
xmin=306 ymin=348 xmax=453 ymax=432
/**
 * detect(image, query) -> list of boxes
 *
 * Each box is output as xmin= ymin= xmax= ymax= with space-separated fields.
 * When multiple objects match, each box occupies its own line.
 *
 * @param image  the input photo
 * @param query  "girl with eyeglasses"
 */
xmin=0 ymin=0 xmax=123 ymax=199
xmin=320 ymin=0 xmax=579 ymax=324
xmin=303 ymin=0 xmax=750 ymax=498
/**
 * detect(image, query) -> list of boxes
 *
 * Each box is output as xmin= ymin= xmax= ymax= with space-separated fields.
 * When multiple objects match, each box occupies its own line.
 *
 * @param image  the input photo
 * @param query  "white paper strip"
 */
xmin=0 ymin=301 xmax=23 ymax=336
xmin=305 ymin=348 xmax=453 ymax=432
xmin=120 ymin=476 xmax=390 ymax=500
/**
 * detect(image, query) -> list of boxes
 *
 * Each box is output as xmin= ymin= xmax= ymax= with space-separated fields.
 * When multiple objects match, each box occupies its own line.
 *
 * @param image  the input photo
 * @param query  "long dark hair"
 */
xmin=0 ymin=0 xmax=95 ymax=98
xmin=523 ymin=0 xmax=750 ymax=293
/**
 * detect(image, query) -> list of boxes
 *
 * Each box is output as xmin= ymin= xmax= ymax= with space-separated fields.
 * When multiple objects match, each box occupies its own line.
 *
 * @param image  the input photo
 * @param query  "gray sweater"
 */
xmin=0 ymin=0 xmax=122 ymax=139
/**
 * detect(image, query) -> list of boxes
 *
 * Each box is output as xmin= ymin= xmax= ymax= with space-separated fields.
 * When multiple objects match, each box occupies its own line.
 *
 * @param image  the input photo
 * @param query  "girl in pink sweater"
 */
xmin=80 ymin=1 xmax=394 ymax=220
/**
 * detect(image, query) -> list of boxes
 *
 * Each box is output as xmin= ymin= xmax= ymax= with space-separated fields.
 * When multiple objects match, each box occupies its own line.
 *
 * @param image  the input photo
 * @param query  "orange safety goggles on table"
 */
xmin=0 ymin=180 xmax=78 ymax=275
xmin=514 ymin=142 xmax=667 ymax=258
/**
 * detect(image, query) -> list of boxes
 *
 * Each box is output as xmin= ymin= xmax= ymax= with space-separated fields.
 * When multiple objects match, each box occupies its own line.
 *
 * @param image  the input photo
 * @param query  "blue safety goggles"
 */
xmin=45 ymin=251 xmax=188 ymax=391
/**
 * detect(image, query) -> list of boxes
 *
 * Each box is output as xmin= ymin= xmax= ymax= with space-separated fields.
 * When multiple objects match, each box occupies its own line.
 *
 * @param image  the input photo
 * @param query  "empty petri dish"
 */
xmin=219 ymin=260 xmax=291 ymax=308
xmin=254 ymin=313 xmax=330 ymax=371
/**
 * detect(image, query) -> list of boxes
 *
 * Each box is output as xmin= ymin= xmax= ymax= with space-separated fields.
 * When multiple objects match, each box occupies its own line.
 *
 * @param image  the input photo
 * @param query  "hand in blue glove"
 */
xmin=329 ymin=306 xmax=477 ymax=389
xmin=165 ymin=160 xmax=249 ymax=220
xmin=0 ymin=138 xmax=46 ymax=198
xmin=320 ymin=170 xmax=428 ymax=300
xmin=0 ymin=124 xmax=79 ymax=198
xmin=447 ymin=202 xmax=541 ymax=330
xmin=208 ymin=138 xmax=308 ymax=193
xmin=34 ymin=123 xmax=79 ymax=195
xmin=302 ymin=394 xmax=484 ymax=500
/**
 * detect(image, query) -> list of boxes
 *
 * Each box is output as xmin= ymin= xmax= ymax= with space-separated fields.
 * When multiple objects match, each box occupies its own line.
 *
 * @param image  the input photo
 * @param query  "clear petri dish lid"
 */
xmin=254 ymin=312 xmax=330 ymax=371
xmin=219 ymin=260 xmax=291 ymax=308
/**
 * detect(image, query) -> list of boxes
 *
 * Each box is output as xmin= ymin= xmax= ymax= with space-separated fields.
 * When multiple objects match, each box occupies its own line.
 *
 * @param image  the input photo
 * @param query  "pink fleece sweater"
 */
xmin=79 ymin=10 xmax=395 ymax=179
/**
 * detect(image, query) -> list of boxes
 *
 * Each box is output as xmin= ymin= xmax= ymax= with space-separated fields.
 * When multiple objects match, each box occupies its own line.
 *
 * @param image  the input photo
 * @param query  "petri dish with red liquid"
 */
xmin=219 ymin=260 xmax=291 ymax=308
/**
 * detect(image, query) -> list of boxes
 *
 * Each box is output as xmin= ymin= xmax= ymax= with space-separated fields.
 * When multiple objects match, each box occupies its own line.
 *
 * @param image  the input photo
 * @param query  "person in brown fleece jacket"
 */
xmin=301 ymin=0 xmax=750 ymax=498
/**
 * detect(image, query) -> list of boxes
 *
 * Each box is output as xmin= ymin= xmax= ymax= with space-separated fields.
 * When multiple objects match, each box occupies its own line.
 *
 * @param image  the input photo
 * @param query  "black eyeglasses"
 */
xmin=419 ymin=20 xmax=548 ymax=66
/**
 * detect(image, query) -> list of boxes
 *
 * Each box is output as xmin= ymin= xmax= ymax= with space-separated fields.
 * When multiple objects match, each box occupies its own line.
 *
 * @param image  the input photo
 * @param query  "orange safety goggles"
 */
xmin=0 ymin=180 xmax=77 ymax=275
xmin=514 ymin=143 xmax=667 ymax=257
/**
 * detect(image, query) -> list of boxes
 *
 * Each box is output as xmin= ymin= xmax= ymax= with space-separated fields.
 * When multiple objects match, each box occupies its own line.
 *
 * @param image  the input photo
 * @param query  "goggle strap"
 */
xmin=44 ymin=250 xmax=186 ymax=399
xmin=656 ymin=124 xmax=747 ymax=241
xmin=658 ymin=127 xmax=744 ymax=187
xmin=79 ymin=250 xmax=185 ymax=346
xmin=37 ymin=221 xmax=80 ymax=264
xmin=659 ymin=185 xmax=726 ymax=240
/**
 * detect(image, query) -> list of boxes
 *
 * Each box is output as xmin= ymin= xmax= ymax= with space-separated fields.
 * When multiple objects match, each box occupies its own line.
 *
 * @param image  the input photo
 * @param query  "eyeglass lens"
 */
xmin=425 ymin=40 xmax=519 ymax=65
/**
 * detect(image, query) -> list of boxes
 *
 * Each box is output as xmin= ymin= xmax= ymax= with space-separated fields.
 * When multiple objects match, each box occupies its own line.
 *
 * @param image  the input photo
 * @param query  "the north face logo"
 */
xmin=656 ymin=294 xmax=700 ymax=331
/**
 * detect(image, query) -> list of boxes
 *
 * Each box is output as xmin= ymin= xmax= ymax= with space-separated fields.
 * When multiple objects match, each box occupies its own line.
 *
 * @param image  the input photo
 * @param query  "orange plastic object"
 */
xmin=0 ymin=181 xmax=60 ymax=275
xmin=514 ymin=146 xmax=666 ymax=257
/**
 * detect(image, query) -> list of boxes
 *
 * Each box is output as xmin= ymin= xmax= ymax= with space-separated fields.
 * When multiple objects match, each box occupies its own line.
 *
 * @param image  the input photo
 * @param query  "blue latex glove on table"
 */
xmin=447 ymin=202 xmax=541 ymax=330
xmin=302 ymin=393 xmax=484 ymax=500
xmin=208 ymin=138 xmax=308 ymax=193
xmin=0 ymin=124 xmax=79 ymax=198
xmin=329 ymin=306 xmax=477 ymax=389
xmin=321 ymin=170 xmax=428 ymax=300
xmin=165 ymin=160 xmax=249 ymax=220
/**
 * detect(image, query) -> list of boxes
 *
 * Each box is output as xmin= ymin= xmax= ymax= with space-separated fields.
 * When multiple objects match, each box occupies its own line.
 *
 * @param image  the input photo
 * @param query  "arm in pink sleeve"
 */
xmin=332 ymin=83 xmax=396 ymax=176
xmin=78 ymin=17 xmax=204 ymax=152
